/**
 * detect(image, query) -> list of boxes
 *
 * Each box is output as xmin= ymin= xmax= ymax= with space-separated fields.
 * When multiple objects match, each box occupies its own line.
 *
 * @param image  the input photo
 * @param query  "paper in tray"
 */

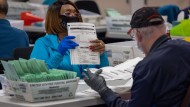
xmin=8 ymin=77 xmax=79 ymax=102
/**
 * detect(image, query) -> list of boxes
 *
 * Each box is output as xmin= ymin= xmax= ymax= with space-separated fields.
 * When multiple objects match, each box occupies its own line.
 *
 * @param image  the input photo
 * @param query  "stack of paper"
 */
xmin=1 ymin=58 xmax=77 ymax=82
xmin=96 ymin=57 xmax=143 ymax=80
xmin=67 ymin=22 xmax=100 ymax=65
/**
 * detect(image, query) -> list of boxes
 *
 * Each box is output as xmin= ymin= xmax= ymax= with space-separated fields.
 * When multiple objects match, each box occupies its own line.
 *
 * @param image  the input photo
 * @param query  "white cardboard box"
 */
xmin=8 ymin=20 xmax=24 ymax=30
xmin=105 ymin=45 xmax=134 ymax=66
xmin=7 ymin=78 xmax=79 ymax=102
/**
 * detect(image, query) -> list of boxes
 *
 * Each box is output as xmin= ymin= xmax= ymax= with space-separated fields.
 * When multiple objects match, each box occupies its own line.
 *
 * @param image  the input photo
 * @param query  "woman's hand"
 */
xmin=89 ymin=39 xmax=105 ymax=54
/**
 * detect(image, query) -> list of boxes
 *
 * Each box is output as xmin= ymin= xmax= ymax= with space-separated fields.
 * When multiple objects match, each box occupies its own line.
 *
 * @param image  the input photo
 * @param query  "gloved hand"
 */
xmin=83 ymin=68 xmax=109 ymax=94
xmin=58 ymin=36 xmax=79 ymax=55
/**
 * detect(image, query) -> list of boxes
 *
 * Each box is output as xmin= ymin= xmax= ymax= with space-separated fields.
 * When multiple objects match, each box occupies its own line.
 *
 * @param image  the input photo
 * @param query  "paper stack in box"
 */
xmin=1 ymin=58 xmax=79 ymax=102
xmin=79 ymin=9 xmax=103 ymax=26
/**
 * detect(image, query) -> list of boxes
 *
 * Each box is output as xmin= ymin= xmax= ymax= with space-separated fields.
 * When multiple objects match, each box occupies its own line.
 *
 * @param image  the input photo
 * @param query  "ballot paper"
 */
xmin=67 ymin=23 xmax=100 ymax=65
xmin=78 ymin=57 xmax=143 ymax=96
xmin=78 ymin=81 xmax=132 ymax=96
xmin=89 ymin=57 xmax=143 ymax=80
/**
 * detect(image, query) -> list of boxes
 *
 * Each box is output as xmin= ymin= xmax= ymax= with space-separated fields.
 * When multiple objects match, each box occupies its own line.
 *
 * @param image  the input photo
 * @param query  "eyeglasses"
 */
xmin=61 ymin=11 xmax=81 ymax=17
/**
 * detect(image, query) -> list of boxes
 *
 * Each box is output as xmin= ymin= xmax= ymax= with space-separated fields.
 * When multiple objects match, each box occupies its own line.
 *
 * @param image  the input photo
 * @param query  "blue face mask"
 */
xmin=60 ymin=15 xmax=79 ymax=30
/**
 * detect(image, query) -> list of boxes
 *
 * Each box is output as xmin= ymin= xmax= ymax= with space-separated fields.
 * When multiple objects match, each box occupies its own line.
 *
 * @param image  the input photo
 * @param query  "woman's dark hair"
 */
xmin=45 ymin=0 xmax=82 ymax=34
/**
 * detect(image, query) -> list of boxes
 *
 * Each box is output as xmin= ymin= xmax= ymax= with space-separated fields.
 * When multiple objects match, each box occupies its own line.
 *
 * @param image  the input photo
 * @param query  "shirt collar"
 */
xmin=149 ymin=35 xmax=171 ymax=54
xmin=0 ymin=19 xmax=11 ymax=26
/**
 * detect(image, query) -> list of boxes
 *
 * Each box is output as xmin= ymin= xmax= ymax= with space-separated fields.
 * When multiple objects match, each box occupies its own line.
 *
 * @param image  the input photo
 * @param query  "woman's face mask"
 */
xmin=60 ymin=15 xmax=80 ymax=30
xmin=60 ymin=4 xmax=80 ymax=30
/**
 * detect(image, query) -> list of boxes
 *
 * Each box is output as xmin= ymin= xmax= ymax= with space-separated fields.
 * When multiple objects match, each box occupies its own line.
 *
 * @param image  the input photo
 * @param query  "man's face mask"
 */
xmin=60 ymin=15 xmax=80 ymax=30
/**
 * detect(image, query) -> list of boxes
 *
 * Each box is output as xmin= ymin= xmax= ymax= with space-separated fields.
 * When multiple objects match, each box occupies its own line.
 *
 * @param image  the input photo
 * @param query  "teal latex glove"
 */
xmin=58 ymin=36 xmax=79 ymax=55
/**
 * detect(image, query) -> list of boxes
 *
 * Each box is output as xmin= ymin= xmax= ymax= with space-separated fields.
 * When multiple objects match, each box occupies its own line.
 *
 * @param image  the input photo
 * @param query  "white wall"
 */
xmin=147 ymin=0 xmax=190 ymax=9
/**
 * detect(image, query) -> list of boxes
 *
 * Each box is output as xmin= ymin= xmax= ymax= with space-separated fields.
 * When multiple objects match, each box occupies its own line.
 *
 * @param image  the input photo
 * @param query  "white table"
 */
xmin=0 ymin=79 xmax=130 ymax=107
xmin=0 ymin=91 xmax=103 ymax=107
xmin=24 ymin=25 xmax=107 ymax=33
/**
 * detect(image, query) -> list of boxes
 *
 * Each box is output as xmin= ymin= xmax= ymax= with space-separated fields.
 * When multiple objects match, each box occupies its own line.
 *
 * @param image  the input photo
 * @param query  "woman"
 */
xmin=30 ymin=0 xmax=109 ymax=78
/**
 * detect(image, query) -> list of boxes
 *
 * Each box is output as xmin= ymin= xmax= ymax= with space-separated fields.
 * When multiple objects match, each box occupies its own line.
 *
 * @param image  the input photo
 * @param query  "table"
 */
xmin=0 ymin=91 xmax=103 ymax=107
xmin=0 ymin=91 xmax=130 ymax=107
xmin=0 ymin=79 xmax=131 ymax=107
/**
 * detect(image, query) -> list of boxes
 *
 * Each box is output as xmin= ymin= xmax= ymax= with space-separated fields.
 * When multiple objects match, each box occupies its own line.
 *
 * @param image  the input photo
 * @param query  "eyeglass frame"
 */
xmin=61 ymin=11 xmax=81 ymax=17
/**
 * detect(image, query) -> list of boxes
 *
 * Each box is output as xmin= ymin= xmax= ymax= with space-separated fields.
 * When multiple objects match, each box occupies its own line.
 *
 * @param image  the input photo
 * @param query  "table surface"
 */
xmin=0 ymin=91 xmax=103 ymax=107
xmin=0 ymin=79 xmax=131 ymax=107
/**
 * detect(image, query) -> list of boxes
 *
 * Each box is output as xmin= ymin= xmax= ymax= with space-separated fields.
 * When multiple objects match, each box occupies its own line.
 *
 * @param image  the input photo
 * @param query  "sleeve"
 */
xmin=30 ymin=39 xmax=63 ymax=69
xmin=99 ymin=52 xmax=109 ymax=67
xmin=23 ymin=31 xmax=29 ymax=47
xmin=100 ymin=65 xmax=154 ymax=107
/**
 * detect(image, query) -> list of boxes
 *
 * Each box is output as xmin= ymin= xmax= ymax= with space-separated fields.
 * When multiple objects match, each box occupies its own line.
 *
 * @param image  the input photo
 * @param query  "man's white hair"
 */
xmin=136 ymin=24 xmax=166 ymax=38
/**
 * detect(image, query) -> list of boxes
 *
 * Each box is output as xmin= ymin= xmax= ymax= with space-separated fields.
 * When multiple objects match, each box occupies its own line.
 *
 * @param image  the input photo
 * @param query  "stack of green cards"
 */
xmin=2 ymin=58 xmax=77 ymax=82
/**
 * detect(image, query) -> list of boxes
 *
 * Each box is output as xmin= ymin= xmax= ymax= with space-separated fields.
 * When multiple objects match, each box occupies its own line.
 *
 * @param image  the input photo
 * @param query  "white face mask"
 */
xmin=137 ymin=40 xmax=143 ymax=52
xmin=135 ymin=30 xmax=144 ymax=53
xmin=129 ymin=29 xmax=144 ymax=52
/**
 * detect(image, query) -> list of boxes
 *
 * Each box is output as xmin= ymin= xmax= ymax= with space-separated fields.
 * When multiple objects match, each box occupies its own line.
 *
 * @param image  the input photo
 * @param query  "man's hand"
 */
xmin=83 ymin=68 xmax=109 ymax=94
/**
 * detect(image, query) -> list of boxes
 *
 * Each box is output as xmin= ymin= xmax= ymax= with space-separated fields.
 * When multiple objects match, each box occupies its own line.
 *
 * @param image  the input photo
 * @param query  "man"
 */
xmin=83 ymin=7 xmax=190 ymax=107
xmin=0 ymin=0 xmax=29 ymax=59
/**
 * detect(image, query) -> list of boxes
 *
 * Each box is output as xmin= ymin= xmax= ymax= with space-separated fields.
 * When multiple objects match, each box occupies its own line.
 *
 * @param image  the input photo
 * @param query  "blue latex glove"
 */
xmin=58 ymin=36 xmax=79 ymax=55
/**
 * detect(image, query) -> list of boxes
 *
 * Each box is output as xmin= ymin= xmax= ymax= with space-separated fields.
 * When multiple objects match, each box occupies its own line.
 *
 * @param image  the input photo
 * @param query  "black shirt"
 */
xmin=101 ymin=35 xmax=190 ymax=107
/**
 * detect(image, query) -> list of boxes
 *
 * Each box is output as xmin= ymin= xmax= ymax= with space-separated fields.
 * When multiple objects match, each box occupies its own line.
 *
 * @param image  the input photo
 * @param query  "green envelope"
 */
xmin=8 ymin=60 xmax=24 ymax=76
xmin=36 ymin=60 xmax=49 ymax=73
xmin=30 ymin=59 xmax=41 ymax=74
xmin=19 ymin=60 xmax=30 ymax=74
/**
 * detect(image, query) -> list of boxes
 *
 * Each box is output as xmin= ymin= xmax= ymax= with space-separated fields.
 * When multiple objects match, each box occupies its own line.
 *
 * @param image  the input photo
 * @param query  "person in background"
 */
xmin=42 ymin=0 xmax=56 ymax=6
xmin=30 ymin=0 xmax=109 ymax=78
xmin=159 ymin=4 xmax=180 ymax=23
xmin=0 ymin=0 xmax=29 ymax=59
xmin=83 ymin=7 xmax=190 ymax=107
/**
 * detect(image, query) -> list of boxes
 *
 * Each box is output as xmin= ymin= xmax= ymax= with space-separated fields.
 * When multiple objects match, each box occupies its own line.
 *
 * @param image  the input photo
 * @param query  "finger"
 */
xmin=69 ymin=45 xmax=79 ymax=49
xmin=90 ymin=40 xmax=104 ymax=46
xmin=90 ymin=41 xmax=105 ymax=51
xmin=86 ymin=68 xmax=93 ymax=77
xmin=94 ymin=69 xmax=102 ymax=75
xmin=67 ymin=41 xmax=79 ymax=46
xmin=91 ymin=46 xmax=105 ymax=53
xmin=89 ymin=39 xmax=100 ymax=43
xmin=68 ymin=43 xmax=79 ymax=49
xmin=82 ymin=72 xmax=89 ymax=80
xmin=65 ymin=36 xmax=75 ymax=39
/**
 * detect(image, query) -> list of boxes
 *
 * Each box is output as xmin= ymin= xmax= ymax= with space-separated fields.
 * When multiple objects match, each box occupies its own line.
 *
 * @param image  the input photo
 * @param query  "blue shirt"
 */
xmin=30 ymin=34 xmax=109 ymax=78
xmin=100 ymin=35 xmax=190 ymax=107
xmin=0 ymin=19 xmax=29 ymax=59
xmin=42 ymin=0 xmax=56 ymax=6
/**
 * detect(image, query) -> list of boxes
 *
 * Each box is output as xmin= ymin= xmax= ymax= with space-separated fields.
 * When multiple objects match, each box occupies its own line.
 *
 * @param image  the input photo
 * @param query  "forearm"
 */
xmin=46 ymin=52 xmax=63 ymax=69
